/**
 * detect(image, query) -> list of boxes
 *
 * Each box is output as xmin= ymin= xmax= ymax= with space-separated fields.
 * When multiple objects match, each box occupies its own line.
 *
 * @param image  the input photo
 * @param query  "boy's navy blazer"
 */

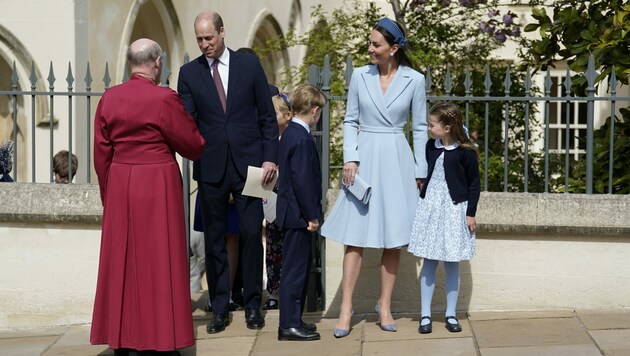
xmin=177 ymin=49 xmax=278 ymax=183
xmin=276 ymin=121 xmax=322 ymax=229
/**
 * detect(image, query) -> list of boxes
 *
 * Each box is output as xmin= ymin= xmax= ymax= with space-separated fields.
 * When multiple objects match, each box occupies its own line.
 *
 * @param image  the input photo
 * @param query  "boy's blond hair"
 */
xmin=291 ymin=84 xmax=326 ymax=116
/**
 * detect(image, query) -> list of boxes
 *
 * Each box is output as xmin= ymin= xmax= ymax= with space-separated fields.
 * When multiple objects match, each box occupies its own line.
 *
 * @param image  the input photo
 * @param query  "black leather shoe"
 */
xmin=445 ymin=316 xmax=462 ymax=332
xmin=245 ymin=308 xmax=265 ymax=329
xmin=206 ymin=313 xmax=230 ymax=334
xmin=263 ymin=298 xmax=279 ymax=310
xmin=418 ymin=316 xmax=432 ymax=334
xmin=228 ymin=301 xmax=242 ymax=311
xmin=278 ymin=326 xmax=321 ymax=341
xmin=301 ymin=321 xmax=317 ymax=332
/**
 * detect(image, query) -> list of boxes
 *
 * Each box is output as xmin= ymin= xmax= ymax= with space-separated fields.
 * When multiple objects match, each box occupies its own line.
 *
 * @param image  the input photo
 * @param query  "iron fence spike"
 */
xmin=103 ymin=62 xmax=111 ymax=89
xmin=47 ymin=61 xmax=55 ymax=90
xmin=29 ymin=61 xmax=37 ymax=90
xmin=484 ymin=65 xmax=491 ymax=94
xmin=85 ymin=62 xmax=93 ymax=90
xmin=444 ymin=65 xmax=452 ymax=95
xmin=563 ymin=67 xmax=572 ymax=96
xmin=66 ymin=62 xmax=74 ymax=91
xmin=609 ymin=65 xmax=617 ymax=95
xmin=503 ymin=66 xmax=512 ymax=95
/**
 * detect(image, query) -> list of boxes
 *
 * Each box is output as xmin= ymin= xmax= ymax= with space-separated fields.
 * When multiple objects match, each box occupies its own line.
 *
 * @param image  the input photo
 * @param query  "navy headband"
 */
xmin=278 ymin=92 xmax=291 ymax=109
xmin=376 ymin=18 xmax=408 ymax=48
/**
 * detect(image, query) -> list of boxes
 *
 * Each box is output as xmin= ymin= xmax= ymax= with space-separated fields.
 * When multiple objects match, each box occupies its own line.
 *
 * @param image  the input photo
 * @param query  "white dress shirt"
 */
xmin=206 ymin=48 xmax=230 ymax=96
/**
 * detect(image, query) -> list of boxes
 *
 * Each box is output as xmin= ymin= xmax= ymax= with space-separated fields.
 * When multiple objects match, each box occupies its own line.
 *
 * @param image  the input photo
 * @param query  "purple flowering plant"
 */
xmin=479 ymin=9 xmax=519 ymax=44
xmin=403 ymin=0 xmax=522 ymax=68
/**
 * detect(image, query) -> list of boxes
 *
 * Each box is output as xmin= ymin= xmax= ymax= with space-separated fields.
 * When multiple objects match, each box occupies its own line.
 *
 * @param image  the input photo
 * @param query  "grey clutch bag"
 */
xmin=345 ymin=174 xmax=372 ymax=204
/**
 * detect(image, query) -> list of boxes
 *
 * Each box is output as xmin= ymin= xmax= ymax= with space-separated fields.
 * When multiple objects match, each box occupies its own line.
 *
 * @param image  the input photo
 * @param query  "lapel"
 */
xmin=196 ymin=55 xmax=225 ymax=116
xmin=360 ymin=65 xmax=413 ymax=125
xmin=361 ymin=65 xmax=389 ymax=122
xmin=385 ymin=66 xmax=413 ymax=108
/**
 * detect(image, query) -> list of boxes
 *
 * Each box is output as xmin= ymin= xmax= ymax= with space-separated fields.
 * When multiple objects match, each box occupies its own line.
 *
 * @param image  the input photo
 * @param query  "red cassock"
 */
xmin=91 ymin=75 xmax=205 ymax=351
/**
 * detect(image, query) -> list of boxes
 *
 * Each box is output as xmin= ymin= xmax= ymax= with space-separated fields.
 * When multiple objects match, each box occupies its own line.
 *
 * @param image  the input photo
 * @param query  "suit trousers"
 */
xmin=199 ymin=151 xmax=264 ymax=315
xmin=279 ymin=227 xmax=313 ymax=328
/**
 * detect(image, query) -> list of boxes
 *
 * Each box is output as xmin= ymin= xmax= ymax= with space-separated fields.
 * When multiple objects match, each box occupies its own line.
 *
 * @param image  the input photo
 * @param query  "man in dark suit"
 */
xmin=177 ymin=10 xmax=278 ymax=334
xmin=276 ymin=84 xmax=326 ymax=341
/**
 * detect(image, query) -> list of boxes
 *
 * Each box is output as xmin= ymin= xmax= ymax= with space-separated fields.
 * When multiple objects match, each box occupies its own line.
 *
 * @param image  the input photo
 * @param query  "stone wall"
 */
xmin=0 ymin=183 xmax=102 ymax=329
xmin=1 ymin=183 xmax=629 ymax=329
xmin=321 ymin=190 xmax=630 ymax=318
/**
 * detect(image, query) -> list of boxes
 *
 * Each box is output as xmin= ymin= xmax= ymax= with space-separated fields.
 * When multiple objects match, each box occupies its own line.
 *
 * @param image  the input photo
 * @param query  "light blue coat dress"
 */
xmin=321 ymin=64 xmax=428 ymax=248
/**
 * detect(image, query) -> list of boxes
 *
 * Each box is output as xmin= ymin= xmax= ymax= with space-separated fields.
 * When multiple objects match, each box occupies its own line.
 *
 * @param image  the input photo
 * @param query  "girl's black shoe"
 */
xmin=445 ymin=316 xmax=462 ymax=332
xmin=418 ymin=316 xmax=432 ymax=334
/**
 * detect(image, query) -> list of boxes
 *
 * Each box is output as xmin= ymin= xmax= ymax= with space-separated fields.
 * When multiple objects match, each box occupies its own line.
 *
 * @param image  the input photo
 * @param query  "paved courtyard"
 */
xmin=1 ymin=293 xmax=629 ymax=355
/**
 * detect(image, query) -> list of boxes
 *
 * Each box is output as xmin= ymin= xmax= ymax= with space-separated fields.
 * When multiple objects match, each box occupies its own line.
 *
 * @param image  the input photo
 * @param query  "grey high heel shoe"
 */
xmin=375 ymin=302 xmax=397 ymax=332
xmin=333 ymin=310 xmax=354 ymax=338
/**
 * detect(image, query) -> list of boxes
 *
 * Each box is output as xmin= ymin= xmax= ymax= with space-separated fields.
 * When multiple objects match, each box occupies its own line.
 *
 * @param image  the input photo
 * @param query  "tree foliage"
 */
xmin=257 ymin=2 xmax=384 ymax=95
xmin=556 ymin=108 xmax=630 ymax=193
xmin=396 ymin=0 xmax=522 ymax=71
xmin=257 ymin=0 xmax=628 ymax=192
xmin=520 ymin=0 xmax=630 ymax=194
xmin=521 ymin=0 xmax=630 ymax=95
xmin=256 ymin=1 xmax=385 ymax=174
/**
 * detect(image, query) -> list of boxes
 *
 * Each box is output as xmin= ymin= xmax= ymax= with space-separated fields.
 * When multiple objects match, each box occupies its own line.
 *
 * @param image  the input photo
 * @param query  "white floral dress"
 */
xmin=408 ymin=142 xmax=476 ymax=262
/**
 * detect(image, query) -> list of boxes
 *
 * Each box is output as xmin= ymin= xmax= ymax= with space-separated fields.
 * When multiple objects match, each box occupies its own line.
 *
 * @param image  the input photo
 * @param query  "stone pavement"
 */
xmin=1 ymin=293 xmax=630 ymax=356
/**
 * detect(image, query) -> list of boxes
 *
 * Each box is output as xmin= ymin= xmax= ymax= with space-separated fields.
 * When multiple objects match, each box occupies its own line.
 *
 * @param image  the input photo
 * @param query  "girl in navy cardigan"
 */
xmin=408 ymin=102 xmax=480 ymax=334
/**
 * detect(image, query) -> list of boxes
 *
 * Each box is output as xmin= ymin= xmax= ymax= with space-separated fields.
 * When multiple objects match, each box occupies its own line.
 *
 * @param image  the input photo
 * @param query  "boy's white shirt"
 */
xmin=291 ymin=117 xmax=310 ymax=133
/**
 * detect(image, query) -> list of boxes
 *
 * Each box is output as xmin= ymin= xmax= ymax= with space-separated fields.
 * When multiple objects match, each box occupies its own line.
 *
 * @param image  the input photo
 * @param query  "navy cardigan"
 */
xmin=419 ymin=139 xmax=481 ymax=217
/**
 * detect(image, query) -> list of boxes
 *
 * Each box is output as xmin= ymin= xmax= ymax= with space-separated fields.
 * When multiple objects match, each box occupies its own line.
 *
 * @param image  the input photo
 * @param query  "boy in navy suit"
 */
xmin=276 ymin=84 xmax=326 ymax=341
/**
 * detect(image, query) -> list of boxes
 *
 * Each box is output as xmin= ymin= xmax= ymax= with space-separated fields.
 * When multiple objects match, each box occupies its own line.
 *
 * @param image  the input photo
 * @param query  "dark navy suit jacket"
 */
xmin=276 ymin=121 xmax=322 ymax=229
xmin=177 ymin=49 xmax=278 ymax=183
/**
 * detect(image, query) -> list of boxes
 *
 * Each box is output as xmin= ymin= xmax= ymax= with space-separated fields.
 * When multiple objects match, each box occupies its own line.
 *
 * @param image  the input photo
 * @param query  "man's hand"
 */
xmin=261 ymin=161 xmax=277 ymax=185
xmin=307 ymin=219 xmax=320 ymax=232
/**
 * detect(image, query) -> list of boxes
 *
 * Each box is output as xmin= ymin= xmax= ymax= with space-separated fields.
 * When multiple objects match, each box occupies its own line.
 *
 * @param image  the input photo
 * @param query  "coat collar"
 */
xmin=435 ymin=138 xmax=460 ymax=150
xmin=360 ymin=65 xmax=413 ymax=123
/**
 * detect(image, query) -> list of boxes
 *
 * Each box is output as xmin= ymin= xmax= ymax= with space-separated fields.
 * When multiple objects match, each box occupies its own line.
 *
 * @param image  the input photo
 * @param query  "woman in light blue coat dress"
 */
xmin=320 ymin=18 xmax=428 ymax=337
